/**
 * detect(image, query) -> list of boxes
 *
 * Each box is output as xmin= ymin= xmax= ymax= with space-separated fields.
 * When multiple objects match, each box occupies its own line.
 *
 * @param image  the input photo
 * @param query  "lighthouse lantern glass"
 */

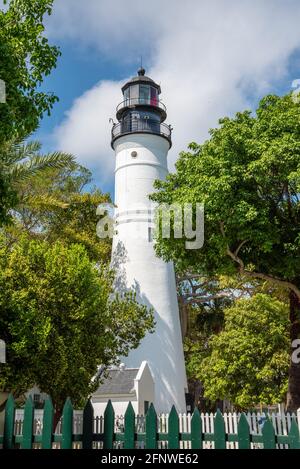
xmin=123 ymin=83 xmax=159 ymax=107
xmin=128 ymin=84 xmax=139 ymax=104
xmin=140 ymin=85 xmax=150 ymax=104
xmin=124 ymin=87 xmax=130 ymax=105
xmin=150 ymin=86 xmax=158 ymax=105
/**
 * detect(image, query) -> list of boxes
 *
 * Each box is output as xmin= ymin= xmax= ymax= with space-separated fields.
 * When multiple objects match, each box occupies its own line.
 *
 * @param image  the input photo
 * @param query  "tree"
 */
xmin=0 ymin=236 xmax=154 ymax=421
xmin=4 ymin=152 xmax=112 ymax=263
xmin=179 ymin=274 xmax=236 ymax=409
xmin=176 ymin=273 xmax=256 ymax=337
xmin=151 ymin=93 xmax=300 ymax=409
xmin=180 ymin=274 xmax=287 ymax=410
xmin=0 ymin=140 xmax=75 ymax=226
xmin=193 ymin=294 xmax=290 ymax=410
xmin=0 ymin=0 xmax=60 ymax=143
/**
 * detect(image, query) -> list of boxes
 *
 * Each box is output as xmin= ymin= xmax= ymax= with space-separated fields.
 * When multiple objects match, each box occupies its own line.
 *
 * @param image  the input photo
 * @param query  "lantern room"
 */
xmin=112 ymin=68 xmax=172 ymax=148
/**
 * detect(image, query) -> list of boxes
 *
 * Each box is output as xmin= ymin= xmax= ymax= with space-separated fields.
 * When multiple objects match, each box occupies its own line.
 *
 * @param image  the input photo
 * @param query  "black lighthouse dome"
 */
xmin=111 ymin=69 xmax=172 ymax=148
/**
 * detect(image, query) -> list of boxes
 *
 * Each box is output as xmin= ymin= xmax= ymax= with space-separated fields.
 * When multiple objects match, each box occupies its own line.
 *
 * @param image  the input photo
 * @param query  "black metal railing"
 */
xmin=116 ymin=98 xmax=167 ymax=114
xmin=111 ymin=118 xmax=172 ymax=146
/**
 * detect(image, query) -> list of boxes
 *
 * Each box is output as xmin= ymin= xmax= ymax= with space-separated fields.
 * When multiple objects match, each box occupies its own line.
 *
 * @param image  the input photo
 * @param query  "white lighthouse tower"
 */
xmin=111 ymin=68 xmax=187 ymax=413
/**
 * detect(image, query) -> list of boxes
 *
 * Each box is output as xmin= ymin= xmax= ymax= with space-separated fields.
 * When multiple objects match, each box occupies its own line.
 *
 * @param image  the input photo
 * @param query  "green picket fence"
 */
xmin=1 ymin=394 xmax=300 ymax=449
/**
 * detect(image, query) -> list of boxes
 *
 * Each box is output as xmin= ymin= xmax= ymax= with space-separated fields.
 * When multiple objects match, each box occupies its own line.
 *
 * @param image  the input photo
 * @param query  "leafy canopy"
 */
xmin=0 ymin=140 xmax=75 ymax=227
xmin=194 ymin=294 xmax=289 ymax=409
xmin=151 ymin=93 xmax=300 ymax=409
xmin=0 ymin=0 xmax=60 ymax=142
xmin=0 ymin=236 xmax=154 ymax=408
xmin=4 ymin=152 xmax=111 ymax=263
xmin=151 ymin=94 xmax=300 ymax=293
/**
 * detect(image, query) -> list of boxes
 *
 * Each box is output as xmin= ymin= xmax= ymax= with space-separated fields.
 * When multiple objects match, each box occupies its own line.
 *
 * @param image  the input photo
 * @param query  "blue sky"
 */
xmin=36 ymin=43 xmax=134 ymax=137
xmin=29 ymin=0 xmax=300 ymax=197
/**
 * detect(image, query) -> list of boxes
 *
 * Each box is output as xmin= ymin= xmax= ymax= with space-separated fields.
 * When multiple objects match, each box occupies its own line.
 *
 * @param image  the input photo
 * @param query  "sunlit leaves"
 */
xmin=197 ymin=294 xmax=289 ymax=409
xmin=0 ymin=236 xmax=154 ymax=408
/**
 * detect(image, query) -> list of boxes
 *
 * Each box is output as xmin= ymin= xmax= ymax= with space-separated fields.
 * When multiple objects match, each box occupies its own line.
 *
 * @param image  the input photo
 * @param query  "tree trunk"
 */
xmin=286 ymin=290 xmax=300 ymax=411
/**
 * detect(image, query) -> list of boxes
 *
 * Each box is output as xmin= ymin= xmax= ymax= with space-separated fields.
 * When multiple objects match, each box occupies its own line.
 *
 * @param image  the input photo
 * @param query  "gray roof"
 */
xmin=95 ymin=368 xmax=139 ymax=395
xmin=122 ymin=73 xmax=161 ymax=94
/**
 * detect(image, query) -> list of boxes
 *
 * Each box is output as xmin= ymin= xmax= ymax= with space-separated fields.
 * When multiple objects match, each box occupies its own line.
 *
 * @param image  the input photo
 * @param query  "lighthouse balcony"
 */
xmin=116 ymin=98 xmax=167 ymax=121
xmin=111 ymin=117 xmax=172 ymax=148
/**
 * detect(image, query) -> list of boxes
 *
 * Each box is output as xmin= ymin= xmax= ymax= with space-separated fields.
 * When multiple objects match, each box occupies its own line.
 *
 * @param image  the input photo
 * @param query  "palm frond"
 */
xmin=0 ymin=140 xmax=42 ymax=165
xmin=21 ymin=193 xmax=70 ymax=209
xmin=10 ymin=152 xmax=76 ymax=183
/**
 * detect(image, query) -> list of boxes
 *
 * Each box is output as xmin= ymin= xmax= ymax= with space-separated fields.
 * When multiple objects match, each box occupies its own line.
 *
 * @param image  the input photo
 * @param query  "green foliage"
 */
xmin=0 ymin=146 xmax=116 ymax=408
xmin=150 ymin=94 xmax=300 ymax=285
xmin=0 ymin=0 xmax=61 ymax=225
xmin=0 ymin=236 xmax=154 ymax=409
xmin=151 ymin=92 xmax=300 ymax=407
xmin=0 ymin=0 xmax=60 ymax=142
xmin=5 ymin=156 xmax=112 ymax=263
xmin=0 ymin=167 xmax=17 ymax=226
xmin=183 ymin=275 xmax=290 ymax=411
xmin=192 ymin=294 xmax=290 ymax=409
xmin=0 ymin=140 xmax=75 ymax=226
xmin=5 ymin=141 xmax=75 ymax=183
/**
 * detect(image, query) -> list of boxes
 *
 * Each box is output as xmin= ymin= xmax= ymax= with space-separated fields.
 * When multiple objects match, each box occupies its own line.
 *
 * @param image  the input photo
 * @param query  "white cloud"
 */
xmin=54 ymin=80 xmax=122 ymax=182
xmin=49 ymin=0 xmax=300 ymax=185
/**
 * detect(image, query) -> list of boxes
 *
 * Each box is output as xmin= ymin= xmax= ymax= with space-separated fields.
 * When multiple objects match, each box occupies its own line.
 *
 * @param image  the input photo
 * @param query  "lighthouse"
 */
xmin=111 ymin=68 xmax=187 ymax=413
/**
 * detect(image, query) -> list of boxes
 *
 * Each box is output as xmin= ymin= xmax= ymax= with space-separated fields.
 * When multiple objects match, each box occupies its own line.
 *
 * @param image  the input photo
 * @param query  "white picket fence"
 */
xmin=10 ymin=408 xmax=300 ymax=449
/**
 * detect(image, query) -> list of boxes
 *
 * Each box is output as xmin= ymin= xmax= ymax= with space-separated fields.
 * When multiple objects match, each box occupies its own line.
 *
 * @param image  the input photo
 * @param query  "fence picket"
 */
xmin=282 ymin=412 xmax=288 ymax=436
xmin=191 ymin=408 xmax=202 ymax=449
xmin=103 ymin=400 xmax=114 ymax=449
xmin=82 ymin=399 xmax=93 ymax=449
xmin=168 ymin=406 xmax=179 ymax=449
xmin=204 ymin=412 xmax=209 ymax=433
xmin=42 ymin=398 xmax=54 ymax=449
xmin=209 ymin=412 xmax=214 ymax=433
xmin=3 ymin=394 xmax=15 ymax=449
xmin=297 ymin=409 xmax=300 ymax=438
xmin=233 ymin=412 xmax=238 ymax=434
xmin=21 ymin=396 xmax=34 ymax=449
xmin=262 ymin=418 xmax=276 ymax=449
xmin=214 ymin=409 xmax=226 ymax=449
xmin=237 ymin=413 xmax=250 ymax=449
xmin=61 ymin=398 xmax=73 ymax=449
xmin=288 ymin=418 xmax=300 ymax=449
xmin=145 ymin=403 xmax=157 ymax=449
xmin=124 ymin=402 xmax=135 ymax=449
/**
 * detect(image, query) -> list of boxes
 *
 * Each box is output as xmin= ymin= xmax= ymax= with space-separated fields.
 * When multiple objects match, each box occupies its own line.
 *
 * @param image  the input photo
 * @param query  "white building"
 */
xmin=92 ymin=361 xmax=154 ymax=416
xmin=110 ymin=68 xmax=188 ymax=413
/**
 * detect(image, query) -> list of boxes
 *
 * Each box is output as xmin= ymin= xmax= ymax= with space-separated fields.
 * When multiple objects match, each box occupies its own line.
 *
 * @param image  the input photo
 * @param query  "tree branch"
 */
xmin=182 ymin=292 xmax=233 ymax=304
xmin=234 ymin=239 xmax=249 ymax=257
xmin=219 ymin=221 xmax=300 ymax=300
xmin=176 ymin=274 xmax=205 ymax=283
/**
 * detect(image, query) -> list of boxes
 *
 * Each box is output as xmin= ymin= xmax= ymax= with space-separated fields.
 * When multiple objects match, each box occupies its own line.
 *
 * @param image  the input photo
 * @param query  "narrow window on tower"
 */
xmin=148 ymin=227 xmax=153 ymax=242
